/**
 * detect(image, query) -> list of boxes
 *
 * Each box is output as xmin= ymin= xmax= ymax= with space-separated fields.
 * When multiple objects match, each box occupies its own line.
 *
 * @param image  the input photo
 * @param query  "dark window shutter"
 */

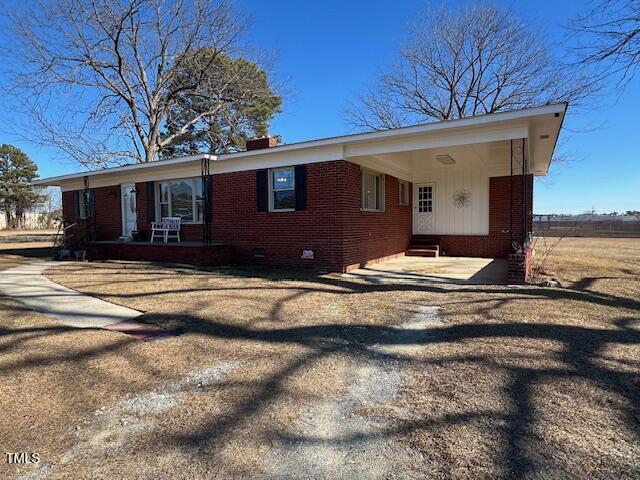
xmin=89 ymin=188 xmax=96 ymax=218
xmin=146 ymin=182 xmax=156 ymax=223
xmin=72 ymin=190 xmax=80 ymax=218
xmin=295 ymin=165 xmax=307 ymax=210
xmin=256 ymin=170 xmax=268 ymax=212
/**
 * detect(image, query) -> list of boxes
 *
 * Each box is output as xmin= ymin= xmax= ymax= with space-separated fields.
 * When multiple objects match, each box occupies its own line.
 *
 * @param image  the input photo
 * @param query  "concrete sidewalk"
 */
xmin=0 ymin=261 xmax=142 ymax=328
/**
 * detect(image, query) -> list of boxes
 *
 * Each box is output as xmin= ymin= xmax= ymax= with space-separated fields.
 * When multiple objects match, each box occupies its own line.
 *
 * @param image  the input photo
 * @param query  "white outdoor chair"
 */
xmin=150 ymin=217 xmax=181 ymax=243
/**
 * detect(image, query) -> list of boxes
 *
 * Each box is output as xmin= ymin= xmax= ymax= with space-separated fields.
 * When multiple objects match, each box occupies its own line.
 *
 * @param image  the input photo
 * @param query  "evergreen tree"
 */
xmin=0 ymin=145 xmax=43 ymax=229
xmin=161 ymin=51 xmax=282 ymax=157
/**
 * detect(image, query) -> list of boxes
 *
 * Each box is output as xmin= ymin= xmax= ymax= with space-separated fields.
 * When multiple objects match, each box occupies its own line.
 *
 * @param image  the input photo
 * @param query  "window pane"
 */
xmin=195 ymin=200 xmax=204 ymax=222
xmin=273 ymin=168 xmax=294 ymax=191
xmin=375 ymin=175 xmax=381 ymax=209
xmin=195 ymin=177 xmax=204 ymax=201
xmin=79 ymin=192 xmax=87 ymax=219
xmin=171 ymin=180 xmax=193 ymax=222
xmin=273 ymin=190 xmax=295 ymax=210
xmin=362 ymin=172 xmax=376 ymax=209
xmin=161 ymin=203 xmax=169 ymax=218
xmin=399 ymin=182 xmax=408 ymax=205
xmin=160 ymin=182 xmax=170 ymax=203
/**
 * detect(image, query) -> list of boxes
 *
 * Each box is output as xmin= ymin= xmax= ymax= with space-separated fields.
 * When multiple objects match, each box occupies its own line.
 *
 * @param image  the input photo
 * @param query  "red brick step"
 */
xmin=407 ymin=235 xmax=440 ymax=257
xmin=406 ymin=247 xmax=439 ymax=257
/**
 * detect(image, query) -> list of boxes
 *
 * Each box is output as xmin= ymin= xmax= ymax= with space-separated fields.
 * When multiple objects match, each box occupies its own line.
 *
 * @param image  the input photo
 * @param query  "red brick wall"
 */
xmin=94 ymin=186 xmax=123 ymax=240
xmin=341 ymin=162 xmax=412 ymax=270
xmin=62 ymin=186 xmax=122 ymax=241
xmin=211 ymin=160 xmax=412 ymax=271
xmin=63 ymin=168 xmax=532 ymax=269
xmin=86 ymin=242 xmax=233 ymax=266
xmin=62 ymin=191 xmax=74 ymax=220
xmin=508 ymin=242 xmax=534 ymax=284
xmin=212 ymin=160 xmax=344 ymax=270
xmin=438 ymin=174 xmax=533 ymax=258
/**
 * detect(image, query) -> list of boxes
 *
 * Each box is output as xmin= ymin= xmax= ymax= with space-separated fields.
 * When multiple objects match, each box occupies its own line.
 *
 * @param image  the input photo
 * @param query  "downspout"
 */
xmin=522 ymin=138 xmax=526 ymax=247
xmin=510 ymin=140 xmax=513 ymax=250
xmin=83 ymin=175 xmax=94 ymax=242
xmin=201 ymin=157 xmax=212 ymax=247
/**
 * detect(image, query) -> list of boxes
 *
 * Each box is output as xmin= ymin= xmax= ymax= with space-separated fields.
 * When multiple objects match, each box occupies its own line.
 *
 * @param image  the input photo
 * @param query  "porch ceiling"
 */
xmin=344 ymin=104 xmax=564 ymax=181
xmin=348 ymin=140 xmax=511 ymax=181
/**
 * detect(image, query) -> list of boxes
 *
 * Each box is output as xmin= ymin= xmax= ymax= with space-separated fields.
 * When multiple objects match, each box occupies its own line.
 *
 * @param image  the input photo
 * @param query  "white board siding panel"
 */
xmin=414 ymin=168 xmax=489 ymax=235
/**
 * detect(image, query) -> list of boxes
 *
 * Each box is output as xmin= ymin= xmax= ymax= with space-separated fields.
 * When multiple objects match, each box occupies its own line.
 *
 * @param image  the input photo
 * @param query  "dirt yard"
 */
xmin=1 ymin=237 xmax=638 ymax=479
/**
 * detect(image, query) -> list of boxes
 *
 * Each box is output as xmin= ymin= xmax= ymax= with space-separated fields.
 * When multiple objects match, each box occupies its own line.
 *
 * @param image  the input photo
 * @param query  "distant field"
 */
xmin=534 ymin=236 xmax=640 ymax=298
xmin=0 ymin=229 xmax=58 ymax=236
xmin=533 ymin=221 xmax=640 ymax=238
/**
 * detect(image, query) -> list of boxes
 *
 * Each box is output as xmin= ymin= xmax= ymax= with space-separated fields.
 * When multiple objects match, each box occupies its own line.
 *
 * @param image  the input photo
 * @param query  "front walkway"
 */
xmin=0 ymin=261 xmax=142 ymax=328
xmin=345 ymin=256 xmax=507 ymax=285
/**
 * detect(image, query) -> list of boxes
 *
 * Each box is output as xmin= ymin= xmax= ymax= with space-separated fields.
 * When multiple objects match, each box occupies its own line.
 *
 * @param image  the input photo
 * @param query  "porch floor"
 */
xmin=344 ymin=256 xmax=507 ymax=285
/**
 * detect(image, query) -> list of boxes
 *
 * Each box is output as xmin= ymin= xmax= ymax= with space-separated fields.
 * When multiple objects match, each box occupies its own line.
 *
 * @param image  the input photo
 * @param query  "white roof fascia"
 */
xmin=33 ymin=154 xmax=215 ymax=186
xmin=34 ymin=103 xmax=567 ymax=187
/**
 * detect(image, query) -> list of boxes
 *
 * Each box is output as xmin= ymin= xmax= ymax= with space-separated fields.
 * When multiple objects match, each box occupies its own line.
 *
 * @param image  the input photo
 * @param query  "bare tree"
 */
xmin=347 ymin=2 xmax=594 ymax=130
xmin=38 ymin=187 xmax=62 ymax=229
xmin=2 ymin=0 xmax=251 ymax=167
xmin=569 ymin=0 xmax=640 ymax=88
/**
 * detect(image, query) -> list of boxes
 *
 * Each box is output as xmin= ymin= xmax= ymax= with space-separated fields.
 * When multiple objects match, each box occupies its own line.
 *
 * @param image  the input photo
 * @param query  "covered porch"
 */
xmin=344 ymin=107 xmax=561 ymax=254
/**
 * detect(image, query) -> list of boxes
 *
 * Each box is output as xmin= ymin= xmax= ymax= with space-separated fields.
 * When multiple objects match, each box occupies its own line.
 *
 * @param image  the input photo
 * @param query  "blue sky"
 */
xmin=1 ymin=0 xmax=638 ymax=214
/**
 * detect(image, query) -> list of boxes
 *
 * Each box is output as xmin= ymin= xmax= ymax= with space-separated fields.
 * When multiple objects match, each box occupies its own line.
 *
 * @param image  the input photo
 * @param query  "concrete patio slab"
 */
xmin=344 ymin=256 xmax=507 ymax=285
xmin=0 ymin=261 xmax=142 ymax=328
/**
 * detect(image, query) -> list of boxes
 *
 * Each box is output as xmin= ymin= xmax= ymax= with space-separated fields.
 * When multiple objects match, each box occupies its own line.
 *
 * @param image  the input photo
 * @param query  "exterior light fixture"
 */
xmin=436 ymin=154 xmax=456 ymax=165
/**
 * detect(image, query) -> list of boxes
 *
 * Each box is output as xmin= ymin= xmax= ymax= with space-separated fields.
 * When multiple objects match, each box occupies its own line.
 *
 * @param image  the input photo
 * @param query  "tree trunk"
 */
xmin=4 ymin=208 xmax=10 ymax=229
xmin=15 ymin=208 xmax=24 ymax=229
xmin=145 ymin=142 xmax=158 ymax=163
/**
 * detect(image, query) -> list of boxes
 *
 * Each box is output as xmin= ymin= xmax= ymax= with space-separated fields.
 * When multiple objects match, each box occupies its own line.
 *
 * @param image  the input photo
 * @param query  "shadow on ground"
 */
xmin=3 ymin=254 xmax=640 ymax=478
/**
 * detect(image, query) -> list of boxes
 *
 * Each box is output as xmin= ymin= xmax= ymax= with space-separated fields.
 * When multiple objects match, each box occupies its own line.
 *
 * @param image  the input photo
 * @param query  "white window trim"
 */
xmin=399 ymin=180 xmax=409 ymax=206
xmin=269 ymin=167 xmax=295 ymax=212
xmin=79 ymin=190 xmax=89 ymax=220
xmin=156 ymin=177 xmax=204 ymax=224
xmin=360 ymin=169 xmax=385 ymax=212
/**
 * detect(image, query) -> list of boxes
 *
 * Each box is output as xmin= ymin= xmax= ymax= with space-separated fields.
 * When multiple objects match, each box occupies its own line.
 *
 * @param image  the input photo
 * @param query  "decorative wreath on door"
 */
xmin=454 ymin=189 xmax=471 ymax=208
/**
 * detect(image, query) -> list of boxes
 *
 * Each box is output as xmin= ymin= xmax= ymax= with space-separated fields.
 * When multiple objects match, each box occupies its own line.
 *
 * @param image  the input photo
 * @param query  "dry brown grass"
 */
xmin=534 ymin=237 xmax=640 ymax=298
xmin=1 ymin=237 xmax=639 ymax=479
xmin=0 ymin=241 xmax=55 ymax=271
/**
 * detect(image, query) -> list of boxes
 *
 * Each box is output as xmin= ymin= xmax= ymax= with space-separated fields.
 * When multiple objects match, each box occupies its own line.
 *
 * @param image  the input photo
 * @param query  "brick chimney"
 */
xmin=246 ymin=136 xmax=278 ymax=151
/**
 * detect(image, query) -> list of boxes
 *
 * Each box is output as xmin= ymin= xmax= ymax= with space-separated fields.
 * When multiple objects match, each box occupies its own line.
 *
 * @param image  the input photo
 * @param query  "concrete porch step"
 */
xmin=411 ymin=235 xmax=438 ymax=242
xmin=411 ymin=235 xmax=439 ymax=244
xmin=406 ymin=248 xmax=439 ymax=257
xmin=408 ymin=244 xmax=440 ymax=251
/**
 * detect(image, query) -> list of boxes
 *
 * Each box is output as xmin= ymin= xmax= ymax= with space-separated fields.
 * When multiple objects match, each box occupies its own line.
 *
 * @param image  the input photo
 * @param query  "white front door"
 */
xmin=121 ymin=184 xmax=137 ymax=239
xmin=413 ymin=183 xmax=436 ymax=235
